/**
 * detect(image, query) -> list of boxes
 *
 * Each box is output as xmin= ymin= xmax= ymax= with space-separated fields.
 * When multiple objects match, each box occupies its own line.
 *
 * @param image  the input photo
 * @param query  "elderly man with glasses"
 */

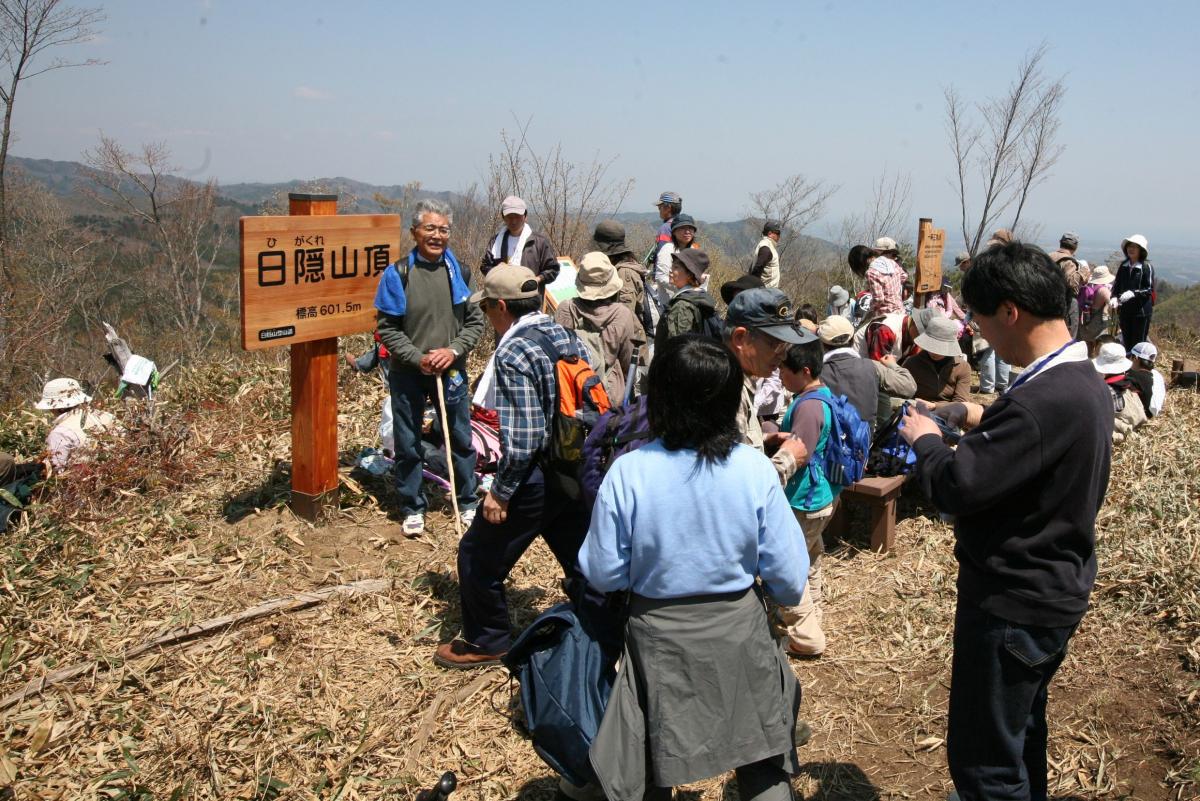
xmin=375 ymin=199 xmax=486 ymax=537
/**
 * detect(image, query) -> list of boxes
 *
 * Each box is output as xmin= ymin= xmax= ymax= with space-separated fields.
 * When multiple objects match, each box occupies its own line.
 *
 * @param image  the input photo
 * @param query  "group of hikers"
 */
xmin=348 ymin=191 xmax=1174 ymax=801
xmin=11 ymin=189 xmax=1175 ymax=801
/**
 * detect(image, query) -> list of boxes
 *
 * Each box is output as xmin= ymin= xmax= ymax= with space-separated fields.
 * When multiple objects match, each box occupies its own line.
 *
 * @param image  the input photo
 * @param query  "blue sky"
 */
xmin=15 ymin=0 xmax=1200 ymax=249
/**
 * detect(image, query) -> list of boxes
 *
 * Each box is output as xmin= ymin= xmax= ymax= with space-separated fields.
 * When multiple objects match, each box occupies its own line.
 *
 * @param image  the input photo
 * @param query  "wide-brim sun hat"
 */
xmin=1121 ymin=234 xmax=1149 ymax=258
xmin=590 ymin=220 xmax=630 ymax=257
xmin=1093 ymin=342 xmax=1132 ymax=375
xmin=575 ymin=251 xmax=625 ymax=301
xmin=35 ymin=377 xmax=91 ymax=410
xmin=913 ymin=316 xmax=963 ymax=359
xmin=1088 ymin=264 xmax=1116 ymax=285
xmin=828 ymin=285 xmax=849 ymax=306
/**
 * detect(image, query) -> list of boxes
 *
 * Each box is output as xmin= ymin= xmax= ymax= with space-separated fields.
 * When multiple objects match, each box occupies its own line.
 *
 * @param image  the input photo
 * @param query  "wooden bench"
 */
xmin=827 ymin=475 xmax=907 ymax=553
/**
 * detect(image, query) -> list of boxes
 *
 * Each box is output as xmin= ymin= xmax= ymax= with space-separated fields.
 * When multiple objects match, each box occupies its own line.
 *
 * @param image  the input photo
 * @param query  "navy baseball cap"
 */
xmin=726 ymin=288 xmax=815 ymax=345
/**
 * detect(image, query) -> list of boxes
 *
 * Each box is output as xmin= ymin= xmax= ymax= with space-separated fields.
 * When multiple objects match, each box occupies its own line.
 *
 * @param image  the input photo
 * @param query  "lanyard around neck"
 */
xmin=1008 ymin=339 xmax=1076 ymax=392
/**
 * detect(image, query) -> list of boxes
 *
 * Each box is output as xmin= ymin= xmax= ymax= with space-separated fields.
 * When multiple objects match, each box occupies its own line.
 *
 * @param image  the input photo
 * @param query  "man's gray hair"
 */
xmin=411 ymin=198 xmax=454 ymax=229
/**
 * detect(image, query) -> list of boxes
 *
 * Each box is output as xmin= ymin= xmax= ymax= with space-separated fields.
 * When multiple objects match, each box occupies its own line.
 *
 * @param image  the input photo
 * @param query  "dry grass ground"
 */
xmin=0 ymin=338 xmax=1197 ymax=800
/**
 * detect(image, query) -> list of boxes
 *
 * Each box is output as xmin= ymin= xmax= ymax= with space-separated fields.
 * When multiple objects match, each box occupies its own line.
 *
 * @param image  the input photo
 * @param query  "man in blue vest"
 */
xmin=376 ymin=199 xmax=485 ymax=537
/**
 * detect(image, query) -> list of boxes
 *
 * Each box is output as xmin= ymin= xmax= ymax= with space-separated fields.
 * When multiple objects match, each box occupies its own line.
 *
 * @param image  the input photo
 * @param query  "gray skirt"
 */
xmin=589 ymin=586 xmax=801 ymax=801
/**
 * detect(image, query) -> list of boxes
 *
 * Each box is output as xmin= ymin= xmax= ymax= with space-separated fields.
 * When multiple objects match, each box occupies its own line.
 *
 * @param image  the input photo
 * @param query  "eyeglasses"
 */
xmin=417 ymin=224 xmax=451 ymax=235
xmin=751 ymin=328 xmax=790 ymax=355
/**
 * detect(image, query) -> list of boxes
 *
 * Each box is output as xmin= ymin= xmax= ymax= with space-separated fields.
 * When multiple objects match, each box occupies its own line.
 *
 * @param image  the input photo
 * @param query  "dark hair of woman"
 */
xmin=647 ymin=334 xmax=742 ymax=464
xmin=847 ymin=244 xmax=874 ymax=277
xmin=781 ymin=339 xmax=824 ymax=378
xmin=962 ymin=241 xmax=1069 ymax=319
xmin=796 ymin=303 xmax=820 ymax=324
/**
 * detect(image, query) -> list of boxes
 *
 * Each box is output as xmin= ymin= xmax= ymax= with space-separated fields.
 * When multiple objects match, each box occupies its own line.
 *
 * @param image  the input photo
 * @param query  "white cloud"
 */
xmin=293 ymin=86 xmax=333 ymax=101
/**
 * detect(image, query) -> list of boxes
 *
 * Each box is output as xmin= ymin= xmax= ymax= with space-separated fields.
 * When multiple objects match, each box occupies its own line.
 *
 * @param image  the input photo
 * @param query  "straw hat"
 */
xmin=1092 ymin=342 xmax=1132 ymax=375
xmin=1088 ymin=264 xmax=1115 ymax=285
xmin=35 ymin=377 xmax=91 ymax=410
xmin=575 ymin=251 xmax=624 ymax=301
xmin=914 ymin=315 xmax=963 ymax=359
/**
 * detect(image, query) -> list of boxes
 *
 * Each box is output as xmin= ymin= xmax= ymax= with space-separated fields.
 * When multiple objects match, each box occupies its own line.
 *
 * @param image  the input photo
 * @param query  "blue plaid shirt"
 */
xmin=492 ymin=315 xmax=589 ymax=502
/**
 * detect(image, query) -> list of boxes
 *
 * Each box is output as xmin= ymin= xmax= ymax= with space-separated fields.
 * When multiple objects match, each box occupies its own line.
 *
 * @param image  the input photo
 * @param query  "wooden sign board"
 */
xmin=541 ymin=257 xmax=578 ymax=313
xmin=915 ymin=218 xmax=946 ymax=294
xmin=239 ymin=214 xmax=402 ymax=350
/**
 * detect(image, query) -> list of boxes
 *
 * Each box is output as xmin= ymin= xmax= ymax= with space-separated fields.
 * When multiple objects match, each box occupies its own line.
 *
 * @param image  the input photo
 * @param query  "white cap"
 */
xmin=501 ymin=195 xmax=527 ymax=216
xmin=1130 ymin=341 xmax=1158 ymax=363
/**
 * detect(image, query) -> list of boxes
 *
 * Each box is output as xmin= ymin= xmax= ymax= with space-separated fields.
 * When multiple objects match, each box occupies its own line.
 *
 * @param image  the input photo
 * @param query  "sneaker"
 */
xmin=459 ymin=506 xmax=477 ymax=529
xmin=433 ymin=639 xmax=505 ymax=670
xmin=401 ymin=512 xmax=425 ymax=538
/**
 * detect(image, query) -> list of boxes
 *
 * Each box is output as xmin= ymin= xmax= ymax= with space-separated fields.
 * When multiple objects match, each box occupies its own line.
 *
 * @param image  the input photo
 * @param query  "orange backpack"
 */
xmin=521 ymin=328 xmax=612 ymax=498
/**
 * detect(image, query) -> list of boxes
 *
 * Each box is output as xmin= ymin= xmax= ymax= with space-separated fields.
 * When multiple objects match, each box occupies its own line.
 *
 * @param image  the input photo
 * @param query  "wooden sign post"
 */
xmin=915 ymin=217 xmax=946 ymax=296
xmin=238 ymin=194 xmax=401 ymax=520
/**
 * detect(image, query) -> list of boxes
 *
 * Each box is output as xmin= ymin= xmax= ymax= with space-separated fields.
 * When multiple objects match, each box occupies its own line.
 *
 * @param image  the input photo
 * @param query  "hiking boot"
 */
xmin=401 ymin=513 xmax=425 ymax=538
xmin=459 ymin=506 xmax=477 ymax=530
xmin=433 ymin=639 xmax=505 ymax=670
xmin=785 ymin=632 xmax=826 ymax=659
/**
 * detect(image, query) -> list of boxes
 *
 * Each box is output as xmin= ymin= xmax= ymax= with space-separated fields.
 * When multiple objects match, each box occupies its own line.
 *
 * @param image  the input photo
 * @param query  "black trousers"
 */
xmin=457 ymin=467 xmax=601 ymax=654
xmin=947 ymin=602 xmax=1077 ymax=801
xmin=1118 ymin=309 xmax=1152 ymax=352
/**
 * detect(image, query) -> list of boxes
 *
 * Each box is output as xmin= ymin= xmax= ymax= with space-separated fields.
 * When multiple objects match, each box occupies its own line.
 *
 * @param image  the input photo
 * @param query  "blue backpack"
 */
xmin=793 ymin=389 xmax=871 ymax=503
xmin=580 ymin=396 xmax=653 ymax=506
xmin=501 ymin=602 xmax=618 ymax=787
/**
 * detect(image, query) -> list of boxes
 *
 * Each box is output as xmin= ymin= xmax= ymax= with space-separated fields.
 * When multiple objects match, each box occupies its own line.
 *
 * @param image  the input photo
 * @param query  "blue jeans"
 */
xmin=978 ymin=348 xmax=1011 ymax=393
xmin=388 ymin=367 xmax=478 ymax=515
xmin=948 ymin=603 xmax=1077 ymax=801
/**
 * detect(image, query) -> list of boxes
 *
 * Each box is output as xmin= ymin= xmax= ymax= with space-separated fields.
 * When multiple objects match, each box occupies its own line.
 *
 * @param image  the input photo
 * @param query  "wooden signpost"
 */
xmin=239 ymin=194 xmax=401 ymax=520
xmin=914 ymin=217 xmax=946 ymax=295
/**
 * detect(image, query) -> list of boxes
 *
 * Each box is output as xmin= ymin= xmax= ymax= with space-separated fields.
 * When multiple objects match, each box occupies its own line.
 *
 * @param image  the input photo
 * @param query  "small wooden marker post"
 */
xmin=238 ymin=197 xmax=401 ymax=522
xmin=914 ymin=217 xmax=947 ymax=306
xmin=288 ymin=193 xmax=340 ymax=520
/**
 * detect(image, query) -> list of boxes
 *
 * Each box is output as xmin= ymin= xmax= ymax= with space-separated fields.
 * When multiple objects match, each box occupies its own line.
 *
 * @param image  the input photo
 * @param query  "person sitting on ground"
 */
xmin=901 ymin=315 xmax=972 ymax=405
xmin=653 ymin=249 xmax=720 ymax=353
xmin=1077 ymin=264 xmax=1115 ymax=355
xmin=818 ymin=315 xmax=916 ymax=433
xmin=0 ymin=452 xmax=43 ymax=486
xmin=36 ymin=378 xmax=117 ymax=474
xmin=435 ymin=264 xmax=605 ymax=669
xmin=1128 ymin=341 xmax=1166 ymax=418
xmin=749 ymin=220 xmax=783 ymax=288
xmin=479 ymin=195 xmax=559 ymax=287
xmin=776 ymin=338 xmax=844 ymax=658
xmin=826 ymin=285 xmax=852 ymax=319
xmin=866 ymin=237 xmax=908 ymax=315
xmin=345 ymin=331 xmax=390 ymax=375
xmin=555 ymin=252 xmax=644 ymax=404
xmin=1093 ymin=341 xmax=1146 ymax=443
xmin=855 ymin=305 xmax=937 ymax=363
xmin=580 ymin=334 xmax=808 ymax=801
xmin=926 ymin=276 xmax=967 ymax=328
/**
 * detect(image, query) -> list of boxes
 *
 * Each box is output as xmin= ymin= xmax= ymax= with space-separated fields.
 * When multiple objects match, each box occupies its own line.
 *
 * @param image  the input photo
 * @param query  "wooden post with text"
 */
xmin=915 ymin=217 xmax=946 ymax=298
xmin=238 ymin=194 xmax=401 ymax=521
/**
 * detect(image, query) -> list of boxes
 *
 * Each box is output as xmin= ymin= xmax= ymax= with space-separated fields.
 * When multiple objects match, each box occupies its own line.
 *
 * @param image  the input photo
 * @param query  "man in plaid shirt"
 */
xmin=435 ymin=264 xmax=602 ymax=669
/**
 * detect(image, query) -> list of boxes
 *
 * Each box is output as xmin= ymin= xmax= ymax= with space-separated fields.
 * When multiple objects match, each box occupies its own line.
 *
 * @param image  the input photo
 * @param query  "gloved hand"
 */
xmin=1108 ymin=297 xmax=1120 ymax=310
xmin=1119 ymin=290 xmax=1135 ymax=304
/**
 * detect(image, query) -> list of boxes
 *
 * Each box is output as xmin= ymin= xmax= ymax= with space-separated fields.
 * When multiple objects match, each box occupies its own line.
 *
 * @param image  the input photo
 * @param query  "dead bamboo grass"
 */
xmin=0 ymin=339 xmax=1196 ymax=799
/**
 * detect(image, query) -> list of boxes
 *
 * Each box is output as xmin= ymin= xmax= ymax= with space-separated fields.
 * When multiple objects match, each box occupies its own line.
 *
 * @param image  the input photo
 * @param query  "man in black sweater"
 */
xmin=900 ymin=241 xmax=1112 ymax=801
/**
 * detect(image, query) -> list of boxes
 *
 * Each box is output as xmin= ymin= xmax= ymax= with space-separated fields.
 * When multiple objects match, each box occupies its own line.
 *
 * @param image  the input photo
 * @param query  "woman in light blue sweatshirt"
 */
xmin=581 ymin=334 xmax=809 ymax=801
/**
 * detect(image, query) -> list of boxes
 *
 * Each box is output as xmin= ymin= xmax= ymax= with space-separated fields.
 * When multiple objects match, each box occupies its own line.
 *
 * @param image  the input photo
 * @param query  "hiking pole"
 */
xmin=435 ymin=372 xmax=463 ymax=538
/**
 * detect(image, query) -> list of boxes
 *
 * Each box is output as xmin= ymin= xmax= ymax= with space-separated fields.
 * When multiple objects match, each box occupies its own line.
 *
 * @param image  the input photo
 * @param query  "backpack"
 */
xmin=565 ymin=309 xmax=620 ymax=404
xmin=470 ymin=418 xmax=502 ymax=473
xmin=522 ymin=327 xmax=612 ymax=499
xmin=788 ymin=390 xmax=871 ymax=505
xmin=580 ymin=395 xmax=653 ymax=505
xmin=501 ymin=602 xmax=617 ymax=787
xmin=1078 ymin=283 xmax=1102 ymax=325
xmin=1053 ymin=254 xmax=1088 ymax=294
xmin=867 ymin=404 xmax=918 ymax=477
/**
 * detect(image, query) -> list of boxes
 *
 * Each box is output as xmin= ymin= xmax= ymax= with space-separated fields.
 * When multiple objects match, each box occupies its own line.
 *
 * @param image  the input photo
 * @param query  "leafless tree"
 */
xmin=747 ymin=173 xmax=839 ymax=257
xmin=836 ymin=170 xmax=912 ymax=248
xmin=944 ymin=44 xmax=1066 ymax=255
xmin=487 ymin=117 xmax=635 ymax=258
xmin=82 ymin=136 xmax=226 ymax=357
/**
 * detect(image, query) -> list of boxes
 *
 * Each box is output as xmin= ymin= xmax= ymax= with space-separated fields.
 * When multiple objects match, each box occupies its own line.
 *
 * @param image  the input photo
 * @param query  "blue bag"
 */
xmin=501 ymin=603 xmax=618 ymax=786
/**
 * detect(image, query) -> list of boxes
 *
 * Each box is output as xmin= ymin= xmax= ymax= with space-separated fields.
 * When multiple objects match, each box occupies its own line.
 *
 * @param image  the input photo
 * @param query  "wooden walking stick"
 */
xmin=435 ymin=373 xmax=463 ymax=537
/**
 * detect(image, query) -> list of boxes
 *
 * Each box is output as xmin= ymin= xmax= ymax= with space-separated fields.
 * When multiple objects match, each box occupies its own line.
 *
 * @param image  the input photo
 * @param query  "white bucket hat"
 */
xmin=1092 ymin=342 xmax=1132 ymax=375
xmin=913 ymin=315 xmax=963 ymax=359
xmin=1088 ymin=264 xmax=1116 ymax=285
xmin=35 ymin=377 xmax=91 ymax=410
xmin=1120 ymin=234 xmax=1149 ymax=258
xmin=575 ymin=251 xmax=624 ymax=302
